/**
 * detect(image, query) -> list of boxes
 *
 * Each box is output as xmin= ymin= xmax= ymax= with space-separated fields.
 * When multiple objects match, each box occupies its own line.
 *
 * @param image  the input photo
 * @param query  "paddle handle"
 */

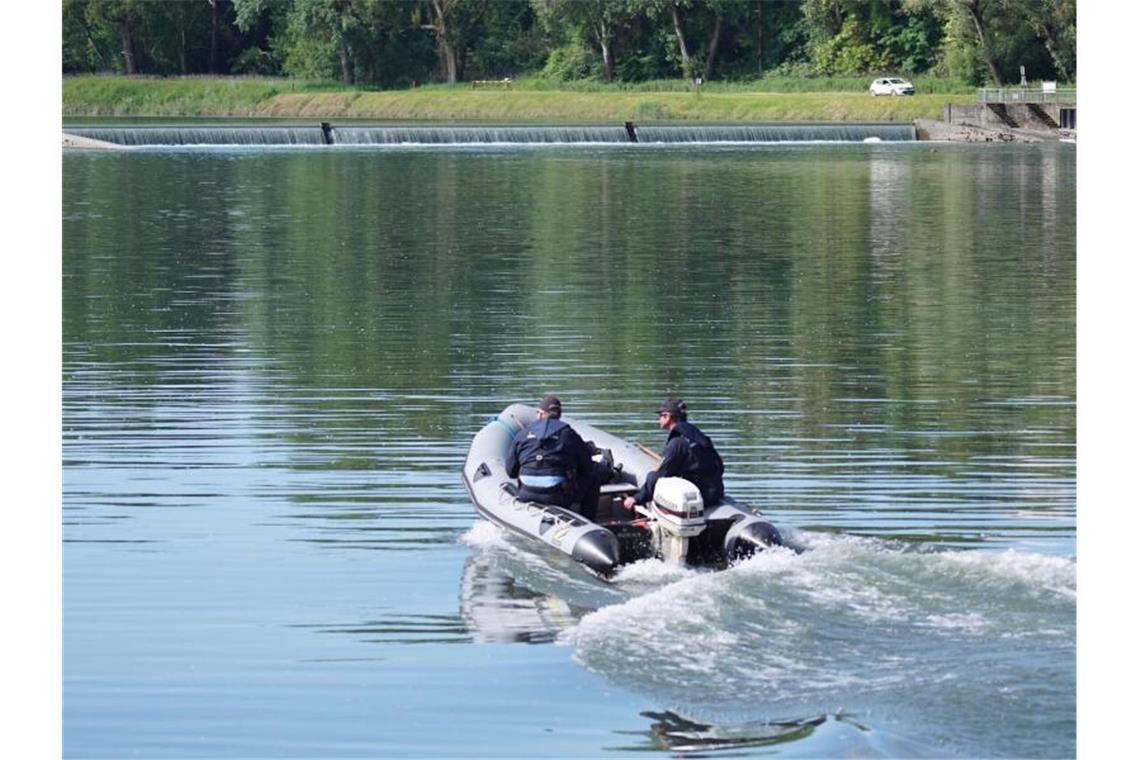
xmin=635 ymin=442 xmax=662 ymax=463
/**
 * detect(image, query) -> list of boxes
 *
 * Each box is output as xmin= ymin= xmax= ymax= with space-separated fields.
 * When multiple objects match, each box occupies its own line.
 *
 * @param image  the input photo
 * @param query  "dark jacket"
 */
xmin=506 ymin=417 xmax=593 ymax=483
xmin=633 ymin=420 xmax=725 ymax=506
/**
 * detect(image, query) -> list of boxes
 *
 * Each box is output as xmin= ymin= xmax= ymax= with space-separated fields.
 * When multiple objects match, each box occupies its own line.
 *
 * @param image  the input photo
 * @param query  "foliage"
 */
xmin=940 ymin=0 xmax=1076 ymax=85
xmin=463 ymin=0 xmax=547 ymax=79
xmin=800 ymin=0 xmax=946 ymax=76
xmin=539 ymin=43 xmax=601 ymax=82
xmin=61 ymin=0 xmax=1076 ymax=87
xmin=231 ymin=46 xmax=279 ymax=76
xmin=879 ymin=12 xmax=943 ymax=73
xmin=812 ymin=18 xmax=887 ymax=75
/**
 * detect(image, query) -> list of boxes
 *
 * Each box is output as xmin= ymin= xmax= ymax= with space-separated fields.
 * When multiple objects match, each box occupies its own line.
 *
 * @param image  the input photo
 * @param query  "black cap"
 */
xmin=658 ymin=397 xmax=687 ymax=419
xmin=538 ymin=395 xmax=562 ymax=417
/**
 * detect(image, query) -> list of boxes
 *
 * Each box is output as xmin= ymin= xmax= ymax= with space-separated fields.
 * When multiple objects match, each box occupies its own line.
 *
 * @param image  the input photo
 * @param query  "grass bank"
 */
xmin=63 ymin=75 xmax=975 ymax=123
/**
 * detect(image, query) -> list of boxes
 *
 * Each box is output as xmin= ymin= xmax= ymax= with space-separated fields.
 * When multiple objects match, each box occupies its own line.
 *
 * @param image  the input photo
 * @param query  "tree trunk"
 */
xmin=756 ymin=0 xmax=764 ymax=76
xmin=431 ymin=1 xmax=459 ymax=83
xmin=594 ymin=18 xmax=615 ymax=82
xmin=1035 ymin=21 xmax=1070 ymax=82
xmin=963 ymin=1 xmax=1003 ymax=85
xmin=80 ymin=16 xmax=112 ymax=69
xmin=703 ymin=13 xmax=723 ymax=81
xmin=118 ymin=17 xmax=137 ymax=74
xmin=208 ymin=0 xmax=219 ymax=74
xmin=670 ymin=3 xmax=693 ymax=81
xmin=443 ymin=43 xmax=459 ymax=83
xmin=601 ymin=39 xmax=615 ymax=82
xmin=340 ymin=43 xmax=355 ymax=85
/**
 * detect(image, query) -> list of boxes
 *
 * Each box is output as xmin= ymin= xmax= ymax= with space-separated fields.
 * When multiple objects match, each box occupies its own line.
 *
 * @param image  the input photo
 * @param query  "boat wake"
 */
xmin=461 ymin=521 xmax=1075 ymax=757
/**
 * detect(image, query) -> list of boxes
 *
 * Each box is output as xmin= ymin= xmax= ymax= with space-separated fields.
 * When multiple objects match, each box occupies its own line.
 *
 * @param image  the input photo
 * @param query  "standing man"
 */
xmin=506 ymin=395 xmax=602 ymax=521
xmin=623 ymin=397 xmax=725 ymax=510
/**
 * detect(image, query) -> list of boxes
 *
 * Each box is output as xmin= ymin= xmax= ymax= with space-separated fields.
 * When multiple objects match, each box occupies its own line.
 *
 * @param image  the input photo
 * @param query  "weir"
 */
xmin=66 ymin=122 xmax=916 ymax=147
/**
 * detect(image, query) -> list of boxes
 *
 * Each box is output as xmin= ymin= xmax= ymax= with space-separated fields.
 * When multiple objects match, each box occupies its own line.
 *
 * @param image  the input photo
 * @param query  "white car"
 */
xmin=869 ymin=77 xmax=915 ymax=96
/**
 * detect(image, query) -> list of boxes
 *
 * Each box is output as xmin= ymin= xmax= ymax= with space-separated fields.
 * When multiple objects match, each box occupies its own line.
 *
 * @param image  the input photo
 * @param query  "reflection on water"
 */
xmin=63 ymin=143 xmax=1074 ymax=758
xmin=629 ymin=710 xmax=827 ymax=753
xmin=296 ymin=612 xmax=471 ymax=646
xmin=618 ymin=710 xmax=948 ymax=757
xmin=460 ymin=553 xmax=585 ymax=644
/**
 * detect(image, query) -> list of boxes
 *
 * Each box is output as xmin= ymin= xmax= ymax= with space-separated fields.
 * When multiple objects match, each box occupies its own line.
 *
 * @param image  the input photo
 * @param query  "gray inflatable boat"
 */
xmin=462 ymin=403 xmax=783 ymax=577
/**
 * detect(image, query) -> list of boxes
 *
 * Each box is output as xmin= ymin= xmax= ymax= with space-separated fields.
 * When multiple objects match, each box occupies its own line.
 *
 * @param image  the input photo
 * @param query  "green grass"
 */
xmin=63 ymin=75 xmax=975 ymax=122
xmin=62 ymin=75 xmax=343 ymax=116
xmin=510 ymin=75 xmax=971 ymax=94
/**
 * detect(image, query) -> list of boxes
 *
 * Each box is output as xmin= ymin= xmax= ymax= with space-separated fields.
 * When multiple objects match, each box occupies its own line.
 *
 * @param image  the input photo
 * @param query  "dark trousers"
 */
xmin=575 ymin=469 xmax=601 ymax=523
xmin=517 ymin=482 xmax=572 ymax=509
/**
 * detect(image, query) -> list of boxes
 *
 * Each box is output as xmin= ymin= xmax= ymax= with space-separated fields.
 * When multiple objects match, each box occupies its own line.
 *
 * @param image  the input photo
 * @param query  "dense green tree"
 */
xmin=143 ymin=1 xmax=217 ymax=74
xmin=63 ymin=0 xmax=1074 ymax=86
xmin=232 ymin=0 xmax=270 ymax=31
xmin=278 ymin=0 xmax=371 ymax=84
xmin=644 ymin=0 xmax=751 ymax=81
xmin=534 ymin=0 xmax=641 ymax=82
xmin=242 ymin=0 xmax=429 ymax=86
xmin=1020 ymin=0 xmax=1076 ymax=82
xmin=951 ymin=0 xmax=1006 ymax=83
xmin=63 ymin=0 xmax=118 ymax=72
xmin=943 ymin=0 xmax=1072 ymax=85
xmin=64 ymin=0 xmax=265 ymax=75
xmin=462 ymin=0 xmax=545 ymax=79
xmin=748 ymin=1 xmax=810 ymax=76
xmin=799 ymin=0 xmax=943 ymax=76
xmin=416 ymin=0 xmax=492 ymax=83
xmin=694 ymin=0 xmax=745 ymax=81
xmin=76 ymin=0 xmax=145 ymax=73
xmin=230 ymin=0 xmax=287 ymax=74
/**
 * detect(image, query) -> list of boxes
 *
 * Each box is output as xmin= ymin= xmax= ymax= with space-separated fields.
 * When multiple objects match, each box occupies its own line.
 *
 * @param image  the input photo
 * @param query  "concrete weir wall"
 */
xmin=944 ymin=103 xmax=1072 ymax=131
xmin=62 ymin=133 xmax=120 ymax=149
xmin=920 ymin=102 xmax=1077 ymax=143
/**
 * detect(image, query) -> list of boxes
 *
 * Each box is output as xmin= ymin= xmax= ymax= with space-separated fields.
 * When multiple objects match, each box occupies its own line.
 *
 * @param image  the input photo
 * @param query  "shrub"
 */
xmin=540 ymin=43 xmax=599 ymax=82
xmin=232 ymin=48 xmax=280 ymax=77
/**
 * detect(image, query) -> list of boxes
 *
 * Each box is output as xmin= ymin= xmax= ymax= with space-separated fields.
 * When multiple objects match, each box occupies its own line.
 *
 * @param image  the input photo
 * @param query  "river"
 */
xmin=63 ymin=140 xmax=1075 ymax=757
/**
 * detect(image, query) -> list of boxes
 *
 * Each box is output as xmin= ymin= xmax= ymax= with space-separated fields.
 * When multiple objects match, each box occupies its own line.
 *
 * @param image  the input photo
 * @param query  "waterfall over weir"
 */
xmin=67 ymin=122 xmax=916 ymax=147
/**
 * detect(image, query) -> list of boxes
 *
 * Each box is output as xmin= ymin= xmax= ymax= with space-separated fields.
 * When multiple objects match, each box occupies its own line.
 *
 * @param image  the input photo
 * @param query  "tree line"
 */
xmin=63 ymin=1 xmax=1076 ymax=88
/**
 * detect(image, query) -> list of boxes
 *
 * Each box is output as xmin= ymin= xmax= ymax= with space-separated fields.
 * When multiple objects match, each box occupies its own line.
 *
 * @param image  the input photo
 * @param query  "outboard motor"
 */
xmin=650 ymin=477 xmax=706 ymax=564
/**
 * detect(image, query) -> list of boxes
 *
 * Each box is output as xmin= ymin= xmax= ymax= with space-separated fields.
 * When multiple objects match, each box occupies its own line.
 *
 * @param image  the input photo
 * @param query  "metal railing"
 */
xmin=977 ymin=87 xmax=1076 ymax=106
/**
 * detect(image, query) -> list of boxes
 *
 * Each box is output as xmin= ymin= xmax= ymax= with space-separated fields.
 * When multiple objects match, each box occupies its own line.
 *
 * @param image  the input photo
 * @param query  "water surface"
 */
xmin=63 ymin=142 xmax=1075 ymax=757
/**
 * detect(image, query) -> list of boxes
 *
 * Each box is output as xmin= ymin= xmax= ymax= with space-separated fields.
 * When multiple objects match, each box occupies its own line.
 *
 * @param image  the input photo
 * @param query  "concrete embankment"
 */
xmin=914 ymin=118 xmax=1073 ymax=143
xmin=63 ymin=133 xmax=120 ymax=149
xmin=915 ymin=100 xmax=1075 ymax=142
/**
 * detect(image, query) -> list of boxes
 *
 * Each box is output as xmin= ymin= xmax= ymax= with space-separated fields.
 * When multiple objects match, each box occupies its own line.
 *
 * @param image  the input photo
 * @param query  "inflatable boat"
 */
xmin=462 ymin=403 xmax=783 ymax=577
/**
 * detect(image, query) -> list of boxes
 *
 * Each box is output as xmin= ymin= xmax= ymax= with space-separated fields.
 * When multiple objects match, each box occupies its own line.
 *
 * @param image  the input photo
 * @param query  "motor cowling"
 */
xmin=651 ymin=477 xmax=706 ymax=564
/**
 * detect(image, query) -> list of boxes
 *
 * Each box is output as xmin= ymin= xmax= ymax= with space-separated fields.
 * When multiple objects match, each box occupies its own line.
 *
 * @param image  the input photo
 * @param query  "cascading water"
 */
xmin=334 ymin=125 xmax=632 ymax=144
xmin=66 ymin=122 xmax=916 ymax=147
xmin=67 ymin=126 xmax=329 ymax=146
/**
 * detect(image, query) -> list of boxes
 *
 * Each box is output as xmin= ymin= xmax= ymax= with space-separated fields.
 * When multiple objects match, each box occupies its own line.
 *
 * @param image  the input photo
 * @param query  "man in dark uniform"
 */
xmin=506 ymin=395 xmax=602 ymax=521
xmin=623 ymin=397 xmax=725 ymax=510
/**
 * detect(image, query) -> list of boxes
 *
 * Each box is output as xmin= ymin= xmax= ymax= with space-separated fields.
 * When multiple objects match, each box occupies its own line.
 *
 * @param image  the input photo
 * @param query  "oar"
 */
xmin=636 ymin=441 xmax=662 ymax=463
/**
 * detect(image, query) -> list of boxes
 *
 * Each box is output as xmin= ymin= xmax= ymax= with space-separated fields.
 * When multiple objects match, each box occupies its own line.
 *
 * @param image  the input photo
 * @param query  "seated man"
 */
xmin=623 ymin=397 xmax=725 ymax=511
xmin=505 ymin=395 xmax=602 ymax=521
